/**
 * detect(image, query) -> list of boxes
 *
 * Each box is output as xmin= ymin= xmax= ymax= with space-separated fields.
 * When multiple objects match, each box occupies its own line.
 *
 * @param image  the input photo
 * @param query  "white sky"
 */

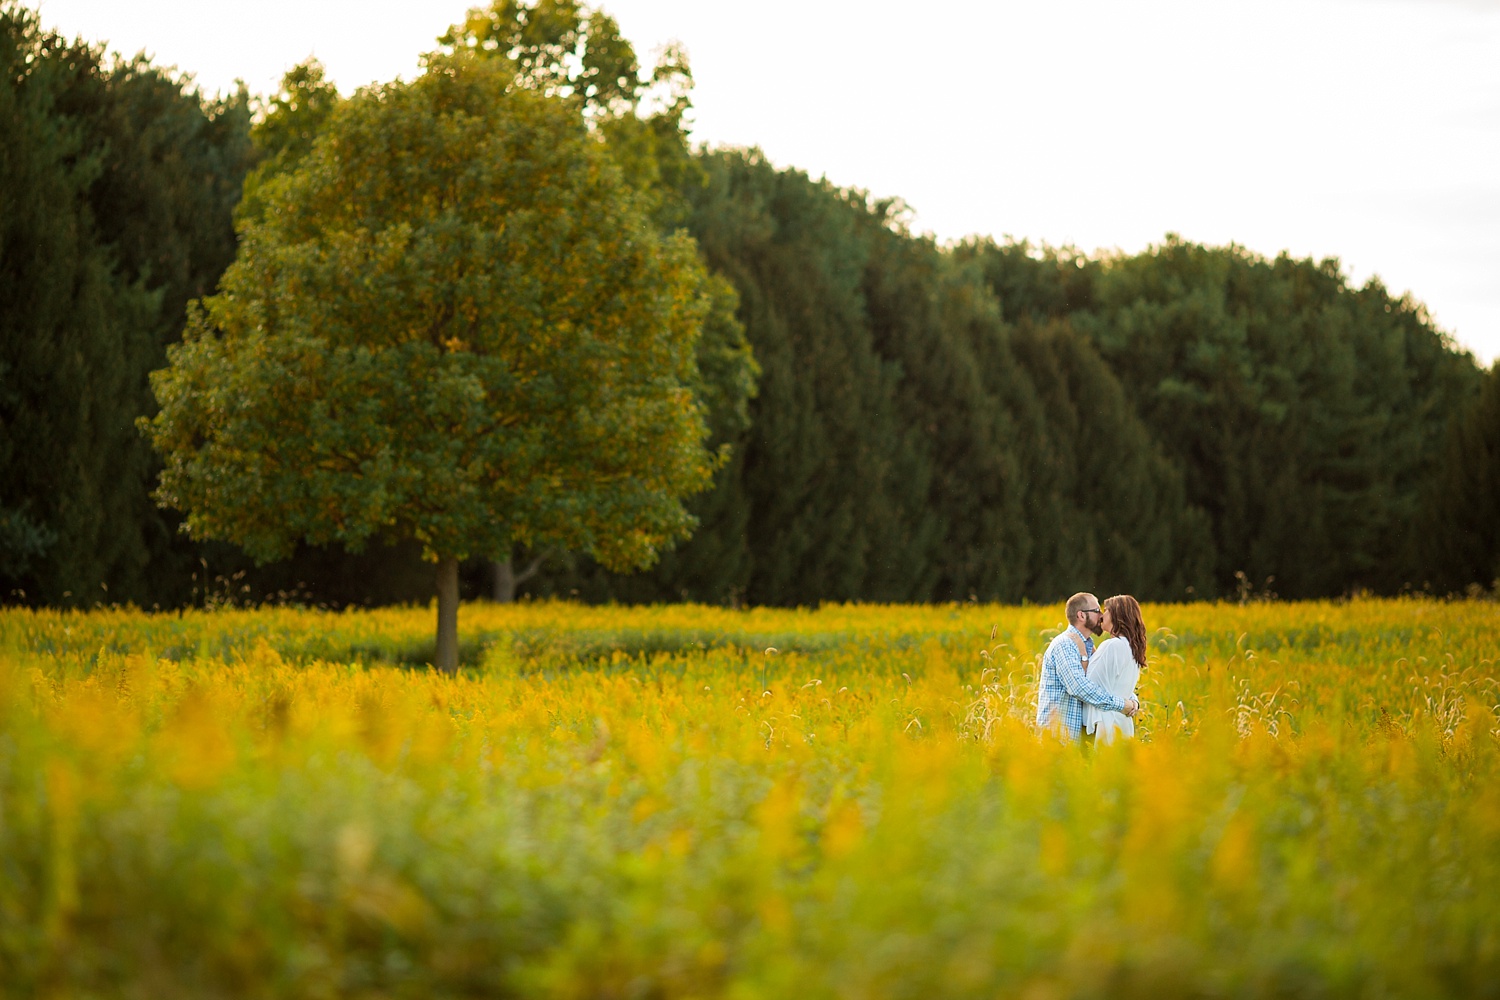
xmin=36 ymin=0 xmax=1500 ymax=363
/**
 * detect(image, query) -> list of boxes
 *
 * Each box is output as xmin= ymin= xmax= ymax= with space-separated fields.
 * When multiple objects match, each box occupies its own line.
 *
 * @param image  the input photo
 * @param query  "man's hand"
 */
xmin=1122 ymin=698 xmax=1139 ymax=718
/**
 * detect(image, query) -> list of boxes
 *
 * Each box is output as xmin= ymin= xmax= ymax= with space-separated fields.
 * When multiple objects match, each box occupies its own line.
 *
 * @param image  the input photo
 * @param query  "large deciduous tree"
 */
xmin=144 ymin=54 xmax=720 ymax=669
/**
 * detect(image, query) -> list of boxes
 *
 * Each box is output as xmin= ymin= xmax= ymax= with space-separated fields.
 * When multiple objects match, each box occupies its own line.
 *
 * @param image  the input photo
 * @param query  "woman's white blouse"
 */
xmin=1084 ymin=636 xmax=1140 ymax=743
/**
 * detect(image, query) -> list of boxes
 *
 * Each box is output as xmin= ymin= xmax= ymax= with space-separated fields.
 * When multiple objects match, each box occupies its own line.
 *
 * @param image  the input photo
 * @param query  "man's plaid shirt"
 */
xmin=1035 ymin=625 xmax=1127 ymax=739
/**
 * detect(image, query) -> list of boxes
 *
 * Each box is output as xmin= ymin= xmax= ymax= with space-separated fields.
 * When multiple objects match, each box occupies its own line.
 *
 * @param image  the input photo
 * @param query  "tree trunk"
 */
xmin=492 ymin=558 xmax=516 ymax=603
xmin=435 ymin=555 xmax=460 ymax=673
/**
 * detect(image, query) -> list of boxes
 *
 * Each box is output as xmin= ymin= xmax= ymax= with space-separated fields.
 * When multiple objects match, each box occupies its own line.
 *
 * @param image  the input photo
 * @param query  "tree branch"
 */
xmin=513 ymin=551 xmax=547 ymax=585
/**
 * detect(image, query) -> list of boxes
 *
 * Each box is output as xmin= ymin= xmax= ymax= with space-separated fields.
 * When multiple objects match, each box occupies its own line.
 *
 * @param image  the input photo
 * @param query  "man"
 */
xmin=1036 ymin=592 xmax=1138 ymax=740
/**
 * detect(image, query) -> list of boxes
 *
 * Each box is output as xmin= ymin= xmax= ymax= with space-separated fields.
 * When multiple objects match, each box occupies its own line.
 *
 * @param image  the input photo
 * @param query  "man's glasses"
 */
xmin=1082 ymin=608 xmax=1101 ymax=615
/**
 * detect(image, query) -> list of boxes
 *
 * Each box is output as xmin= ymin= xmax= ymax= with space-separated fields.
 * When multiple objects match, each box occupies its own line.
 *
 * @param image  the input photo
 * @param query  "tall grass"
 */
xmin=2 ymin=598 xmax=1496 ymax=997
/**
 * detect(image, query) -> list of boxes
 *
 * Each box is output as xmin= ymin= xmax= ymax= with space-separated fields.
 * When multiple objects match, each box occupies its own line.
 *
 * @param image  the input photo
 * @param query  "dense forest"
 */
xmin=2 ymin=1 xmax=1495 ymax=610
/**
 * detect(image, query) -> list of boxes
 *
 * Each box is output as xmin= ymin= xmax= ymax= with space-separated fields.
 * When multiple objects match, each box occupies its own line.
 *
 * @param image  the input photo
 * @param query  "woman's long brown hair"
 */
xmin=1104 ymin=595 xmax=1147 ymax=668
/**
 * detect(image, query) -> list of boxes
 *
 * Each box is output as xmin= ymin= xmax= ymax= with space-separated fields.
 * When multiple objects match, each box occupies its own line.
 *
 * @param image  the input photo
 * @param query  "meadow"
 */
xmin=1 ymin=597 xmax=1497 ymax=998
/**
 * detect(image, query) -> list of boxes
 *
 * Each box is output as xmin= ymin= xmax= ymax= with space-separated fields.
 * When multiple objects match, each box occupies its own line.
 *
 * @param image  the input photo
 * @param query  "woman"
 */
xmin=1075 ymin=594 xmax=1147 ymax=744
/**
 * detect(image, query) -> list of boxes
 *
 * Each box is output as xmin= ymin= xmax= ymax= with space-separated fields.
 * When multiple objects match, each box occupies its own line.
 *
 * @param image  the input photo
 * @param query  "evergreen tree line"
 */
xmin=549 ymin=160 xmax=1489 ymax=603
xmin=2 ymin=3 xmax=1495 ymax=609
xmin=0 ymin=6 xmax=253 ymax=607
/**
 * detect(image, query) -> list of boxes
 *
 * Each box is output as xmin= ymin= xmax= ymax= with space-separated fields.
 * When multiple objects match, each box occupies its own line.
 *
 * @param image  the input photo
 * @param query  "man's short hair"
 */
xmin=1065 ymin=592 xmax=1096 ymax=623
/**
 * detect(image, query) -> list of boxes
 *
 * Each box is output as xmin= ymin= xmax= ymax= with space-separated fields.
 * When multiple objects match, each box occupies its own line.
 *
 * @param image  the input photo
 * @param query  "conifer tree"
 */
xmin=1004 ymin=318 xmax=1213 ymax=600
xmin=1 ymin=7 xmax=250 ymax=606
xmin=859 ymin=220 xmax=1017 ymax=600
xmin=0 ymin=8 xmax=148 ymax=602
xmin=684 ymin=153 xmax=913 ymax=605
xmin=1417 ymin=361 xmax=1500 ymax=592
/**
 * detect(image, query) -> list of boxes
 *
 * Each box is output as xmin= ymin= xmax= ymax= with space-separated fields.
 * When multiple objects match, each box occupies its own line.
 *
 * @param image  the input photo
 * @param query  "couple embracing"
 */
xmin=1035 ymin=592 xmax=1148 ymax=744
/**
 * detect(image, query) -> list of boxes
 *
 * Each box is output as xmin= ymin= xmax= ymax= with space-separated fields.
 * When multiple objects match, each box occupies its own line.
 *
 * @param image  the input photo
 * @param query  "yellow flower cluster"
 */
xmin=1 ymin=597 xmax=1496 ymax=997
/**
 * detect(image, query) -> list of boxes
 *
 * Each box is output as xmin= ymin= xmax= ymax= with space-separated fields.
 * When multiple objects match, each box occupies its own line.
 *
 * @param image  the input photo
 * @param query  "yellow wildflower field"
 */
xmin=1 ymin=598 xmax=1497 ymax=997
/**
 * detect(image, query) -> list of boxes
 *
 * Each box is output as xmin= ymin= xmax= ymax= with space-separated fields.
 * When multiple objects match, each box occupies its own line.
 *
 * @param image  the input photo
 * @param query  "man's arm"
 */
xmin=1052 ymin=639 xmax=1127 ymax=712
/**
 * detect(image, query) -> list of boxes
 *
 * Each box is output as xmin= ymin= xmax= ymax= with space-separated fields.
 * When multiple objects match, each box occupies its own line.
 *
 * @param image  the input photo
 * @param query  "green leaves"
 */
xmin=437 ymin=0 xmax=644 ymax=116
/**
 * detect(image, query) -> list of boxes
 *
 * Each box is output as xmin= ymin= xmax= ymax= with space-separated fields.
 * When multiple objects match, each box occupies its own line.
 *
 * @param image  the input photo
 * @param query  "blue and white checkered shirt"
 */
xmin=1036 ymin=625 xmax=1127 ymax=739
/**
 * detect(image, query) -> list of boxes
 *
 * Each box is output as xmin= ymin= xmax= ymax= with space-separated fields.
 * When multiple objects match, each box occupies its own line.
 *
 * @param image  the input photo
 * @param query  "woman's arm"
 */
xmin=1069 ymin=631 xmax=1089 ymax=672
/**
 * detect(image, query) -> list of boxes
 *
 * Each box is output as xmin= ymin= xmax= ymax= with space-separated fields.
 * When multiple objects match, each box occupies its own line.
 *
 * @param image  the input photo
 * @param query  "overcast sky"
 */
xmin=35 ymin=0 xmax=1500 ymax=363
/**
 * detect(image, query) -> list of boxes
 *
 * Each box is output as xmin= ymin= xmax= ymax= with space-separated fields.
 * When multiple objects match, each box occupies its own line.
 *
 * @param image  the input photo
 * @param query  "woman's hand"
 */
xmin=1070 ymin=631 xmax=1088 ymax=671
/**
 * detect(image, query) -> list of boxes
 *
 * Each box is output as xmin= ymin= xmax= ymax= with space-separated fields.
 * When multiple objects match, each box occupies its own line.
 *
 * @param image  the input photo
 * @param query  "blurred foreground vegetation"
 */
xmin=2 ymin=598 xmax=1497 ymax=997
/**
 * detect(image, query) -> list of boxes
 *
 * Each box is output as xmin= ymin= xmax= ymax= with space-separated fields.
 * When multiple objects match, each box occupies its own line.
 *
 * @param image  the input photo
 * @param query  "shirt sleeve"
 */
xmin=1056 ymin=636 xmax=1126 ymax=711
